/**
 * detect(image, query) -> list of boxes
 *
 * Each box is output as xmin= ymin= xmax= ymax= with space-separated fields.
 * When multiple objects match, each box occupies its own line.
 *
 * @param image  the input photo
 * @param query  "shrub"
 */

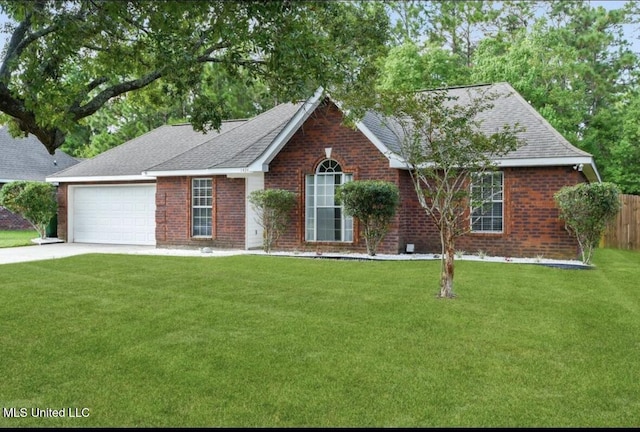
xmin=336 ymin=180 xmax=400 ymax=256
xmin=0 ymin=181 xmax=57 ymax=239
xmin=554 ymin=182 xmax=621 ymax=264
xmin=248 ymin=189 xmax=297 ymax=253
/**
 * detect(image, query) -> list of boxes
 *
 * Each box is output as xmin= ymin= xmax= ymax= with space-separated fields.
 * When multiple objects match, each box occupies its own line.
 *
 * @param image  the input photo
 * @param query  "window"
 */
xmin=305 ymin=159 xmax=353 ymax=242
xmin=192 ymin=178 xmax=212 ymax=237
xmin=470 ymin=172 xmax=503 ymax=233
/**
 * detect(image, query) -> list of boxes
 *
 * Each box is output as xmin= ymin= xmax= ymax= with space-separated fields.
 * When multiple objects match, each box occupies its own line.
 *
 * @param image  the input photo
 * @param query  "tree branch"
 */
xmin=71 ymin=70 xmax=162 ymax=120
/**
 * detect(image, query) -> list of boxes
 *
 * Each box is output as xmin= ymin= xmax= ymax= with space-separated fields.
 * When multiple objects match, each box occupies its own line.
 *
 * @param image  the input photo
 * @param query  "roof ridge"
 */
xmin=170 ymin=118 xmax=249 ymax=127
xmin=417 ymin=82 xmax=494 ymax=93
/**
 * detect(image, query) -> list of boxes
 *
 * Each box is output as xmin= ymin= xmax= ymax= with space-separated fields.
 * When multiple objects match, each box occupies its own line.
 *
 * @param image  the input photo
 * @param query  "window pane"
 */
xmin=192 ymin=178 xmax=212 ymax=237
xmin=317 ymin=208 xmax=338 ymax=241
xmin=306 ymin=159 xmax=353 ymax=242
xmin=306 ymin=175 xmax=315 ymax=241
xmin=471 ymin=172 xmax=503 ymax=233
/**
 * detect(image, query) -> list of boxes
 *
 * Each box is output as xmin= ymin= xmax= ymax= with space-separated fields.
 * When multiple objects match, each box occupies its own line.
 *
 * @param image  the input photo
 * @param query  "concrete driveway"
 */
xmin=0 ymin=242 xmax=249 ymax=265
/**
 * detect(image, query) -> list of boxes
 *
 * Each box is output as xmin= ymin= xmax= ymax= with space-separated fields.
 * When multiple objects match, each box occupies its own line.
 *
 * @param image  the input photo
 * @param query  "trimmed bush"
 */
xmin=337 ymin=180 xmax=399 ymax=256
xmin=248 ymin=189 xmax=297 ymax=253
xmin=554 ymin=182 xmax=621 ymax=264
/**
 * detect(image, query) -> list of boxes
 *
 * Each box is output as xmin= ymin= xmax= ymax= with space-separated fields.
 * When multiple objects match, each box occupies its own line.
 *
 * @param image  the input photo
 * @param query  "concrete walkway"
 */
xmin=0 ymin=242 xmax=249 ymax=265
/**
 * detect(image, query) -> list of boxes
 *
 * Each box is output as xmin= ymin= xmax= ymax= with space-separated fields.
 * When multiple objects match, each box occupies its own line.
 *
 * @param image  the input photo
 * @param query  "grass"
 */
xmin=0 ymin=230 xmax=38 ymax=248
xmin=1 ymin=248 xmax=639 ymax=427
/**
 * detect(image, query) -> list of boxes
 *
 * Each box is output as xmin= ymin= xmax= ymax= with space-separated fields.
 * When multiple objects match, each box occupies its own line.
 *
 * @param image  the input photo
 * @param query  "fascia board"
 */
xmin=496 ymin=157 xmax=601 ymax=182
xmin=390 ymin=155 xmax=601 ymax=182
xmin=353 ymin=120 xmax=403 ymax=167
xmin=248 ymin=87 xmax=325 ymax=173
xmin=144 ymin=167 xmax=254 ymax=177
xmin=45 ymin=174 xmax=155 ymax=183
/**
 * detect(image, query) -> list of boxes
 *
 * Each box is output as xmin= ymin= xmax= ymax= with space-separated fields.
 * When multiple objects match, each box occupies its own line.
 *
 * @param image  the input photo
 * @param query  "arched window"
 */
xmin=305 ymin=159 xmax=353 ymax=242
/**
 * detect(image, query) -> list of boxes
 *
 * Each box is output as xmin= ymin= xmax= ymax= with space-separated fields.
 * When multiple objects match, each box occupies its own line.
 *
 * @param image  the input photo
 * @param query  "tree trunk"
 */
xmin=439 ymin=225 xmax=455 ymax=298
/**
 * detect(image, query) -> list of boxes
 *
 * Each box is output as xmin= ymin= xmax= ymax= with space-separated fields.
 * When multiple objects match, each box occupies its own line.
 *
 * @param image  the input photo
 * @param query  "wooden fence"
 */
xmin=602 ymin=194 xmax=640 ymax=251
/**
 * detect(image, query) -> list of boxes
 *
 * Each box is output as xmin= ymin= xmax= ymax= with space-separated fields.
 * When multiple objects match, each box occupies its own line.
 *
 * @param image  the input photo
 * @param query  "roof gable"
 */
xmin=357 ymin=82 xmax=599 ymax=181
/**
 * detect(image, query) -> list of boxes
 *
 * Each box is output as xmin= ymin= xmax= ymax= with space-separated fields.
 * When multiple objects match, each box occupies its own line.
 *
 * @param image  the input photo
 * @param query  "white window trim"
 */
xmin=470 ymin=172 xmax=504 ymax=234
xmin=192 ymin=178 xmax=213 ymax=238
xmin=305 ymin=160 xmax=353 ymax=242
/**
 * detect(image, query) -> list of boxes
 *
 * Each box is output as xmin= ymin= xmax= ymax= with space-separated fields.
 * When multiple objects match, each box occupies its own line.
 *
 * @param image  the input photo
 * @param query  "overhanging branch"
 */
xmin=70 ymin=70 xmax=162 ymax=120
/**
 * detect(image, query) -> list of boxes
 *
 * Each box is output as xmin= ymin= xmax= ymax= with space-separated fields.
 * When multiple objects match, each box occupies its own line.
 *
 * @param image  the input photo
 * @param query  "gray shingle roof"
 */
xmin=48 ymin=83 xmax=593 ymax=181
xmin=148 ymin=102 xmax=303 ymax=172
xmin=0 ymin=126 xmax=79 ymax=181
xmin=49 ymin=120 xmax=246 ymax=178
xmin=360 ymin=82 xmax=592 ymax=160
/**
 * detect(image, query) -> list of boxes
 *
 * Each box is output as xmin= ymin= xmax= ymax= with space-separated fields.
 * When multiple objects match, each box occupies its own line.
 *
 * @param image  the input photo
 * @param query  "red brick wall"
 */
xmin=399 ymin=166 xmax=586 ymax=259
xmin=265 ymin=100 xmax=403 ymax=254
xmin=156 ymin=176 xmax=245 ymax=249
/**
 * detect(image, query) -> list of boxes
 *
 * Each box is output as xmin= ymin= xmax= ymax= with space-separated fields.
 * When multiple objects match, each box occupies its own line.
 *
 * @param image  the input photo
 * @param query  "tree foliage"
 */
xmin=248 ymin=189 xmax=297 ymax=254
xmin=0 ymin=181 xmax=57 ymax=239
xmin=61 ymin=64 xmax=273 ymax=157
xmin=383 ymin=0 xmax=640 ymax=194
xmin=554 ymin=182 xmax=621 ymax=265
xmin=0 ymin=0 xmax=389 ymax=154
xmin=381 ymin=87 xmax=524 ymax=298
xmin=336 ymin=180 xmax=400 ymax=256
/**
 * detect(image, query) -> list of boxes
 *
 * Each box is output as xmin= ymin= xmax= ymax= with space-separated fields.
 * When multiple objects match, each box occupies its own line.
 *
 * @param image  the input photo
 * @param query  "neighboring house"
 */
xmin=47 ymin=83 xmax=599 ymax=259
xmin=0 ymin=127 xmax=79 ymax=230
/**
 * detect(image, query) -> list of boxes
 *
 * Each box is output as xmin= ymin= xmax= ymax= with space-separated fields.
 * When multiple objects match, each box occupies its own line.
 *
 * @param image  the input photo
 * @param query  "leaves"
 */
xmin=0 ymin=181 xmax=57 ymax=238
xmin=0 ymin=0 xmax=389 ymax=154
xmin=336 ymin=180 xmax=400 ymax=256
xmin=248 ymin=189 xmax=297 ymax=253
xmin=377 ymin=85 xmax=525 ymax=296
xmin=554 ymin=182 xmax=621 ymax=264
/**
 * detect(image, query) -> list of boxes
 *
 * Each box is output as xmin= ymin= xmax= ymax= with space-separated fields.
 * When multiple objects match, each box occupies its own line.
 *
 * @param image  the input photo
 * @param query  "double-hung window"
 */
xmin=305 ymin=159 xmax=353 ymax=242
xmin=192 ymin=178 xmax=212 ymax=237
xmin=470 ymin=172 xmax=503 ymax=233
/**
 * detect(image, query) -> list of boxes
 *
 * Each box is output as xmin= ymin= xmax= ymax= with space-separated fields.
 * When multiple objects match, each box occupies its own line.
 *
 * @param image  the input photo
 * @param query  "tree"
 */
xmin=336 ymin=180 xmax=400 ymax=256
xmin=248 ymin=189 xmax=297 ymax=254
xmin=471 ymin=1 xmax=640 ymax=191
xmin=0 ymin=0 xmax=389 ymax=154
xmin=0 ymin=181 xmax=57 ymax=239
xmin=376 ymin=42 xmax=470 ymax=92
xmin=554 ymin=182 xmax=621 ymax=265
xmin=62 ymin=64 xmax=274 ymax=158
xmin=606 ymin=89 xmax=640 ymax=195
xmin=380 ymin=87 xmax=524 ymax=298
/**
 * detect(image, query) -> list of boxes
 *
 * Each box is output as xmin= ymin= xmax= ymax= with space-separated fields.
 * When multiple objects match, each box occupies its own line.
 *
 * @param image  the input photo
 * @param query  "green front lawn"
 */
xmin=1 ymin=249 xmax=639 ymax=427
xmin=0 ymin=230 xmax=38 ymax=248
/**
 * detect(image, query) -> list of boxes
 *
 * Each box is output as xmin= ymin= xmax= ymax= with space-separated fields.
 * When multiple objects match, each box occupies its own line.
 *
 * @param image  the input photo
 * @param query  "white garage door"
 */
xmin=72 ymin=185 xmax=156 ymax=245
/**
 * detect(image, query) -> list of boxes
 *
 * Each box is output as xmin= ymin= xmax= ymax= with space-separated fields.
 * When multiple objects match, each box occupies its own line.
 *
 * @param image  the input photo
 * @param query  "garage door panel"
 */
xmin=72 ymin=185 xmax=156 ymax=245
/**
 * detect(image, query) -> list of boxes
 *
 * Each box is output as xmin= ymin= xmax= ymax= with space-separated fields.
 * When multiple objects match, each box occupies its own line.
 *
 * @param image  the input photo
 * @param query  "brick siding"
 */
xmin=265 ymin=100 xmax=585 ymax=259
xmin=155 ymin=176 xmax=245 ymax=249
xmin=265 ymin=100 xmax=402 ymax=254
